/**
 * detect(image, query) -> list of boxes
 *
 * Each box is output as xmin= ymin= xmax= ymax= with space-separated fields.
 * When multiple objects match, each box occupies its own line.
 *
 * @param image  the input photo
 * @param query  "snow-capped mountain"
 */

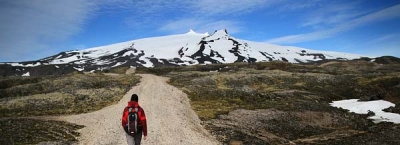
xmin=0 ymin=29 xmax=368 ymax=76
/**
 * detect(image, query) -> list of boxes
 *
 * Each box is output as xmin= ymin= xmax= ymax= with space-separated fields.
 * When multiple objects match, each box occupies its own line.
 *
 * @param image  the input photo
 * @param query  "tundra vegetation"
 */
xmin=139 ymin=60 xmax=400 ymax=144
xmin=0 ymin=72 xmax=140 ymax=144
xmin=1 ymin=59 xmax=400 ymax=144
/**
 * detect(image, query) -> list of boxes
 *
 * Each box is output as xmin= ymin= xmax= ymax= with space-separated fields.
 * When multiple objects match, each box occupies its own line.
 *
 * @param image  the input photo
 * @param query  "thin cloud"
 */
xmin=354 ymin=33 xmax=400 ymax=57
xmin=125 ymin=0 xmax=275 ymax=18
xmin=357 ymin=42 xmax=400 ymax=58
xmin=300 ymin=1 xmax=363 ymax=28
xmin=159 ymin=19 xmax=205 ymax=33
xmin=159 ymin=19 xmax=242 ymax=34
xmin=188 ymin=0 xmax=277 ymax=16
xmin=369 ymin=33 xmax=400 ymax=44
xmin=279 ymin=0 xmax=324 ymax=11
xmin=266 ymin=4 xmax=400 ymax=44
xmin=0 ymin=0 xmax=98 ymax=62
xmin=123 ymin=0 xmax=277 ymax=33
xmin=197 ymin=20 xmax=242 ymax=34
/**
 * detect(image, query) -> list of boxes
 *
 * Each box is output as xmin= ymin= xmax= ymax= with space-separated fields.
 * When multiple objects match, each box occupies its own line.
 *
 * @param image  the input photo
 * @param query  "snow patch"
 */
xmin=50 ymin=56 xmax=79 ymax=64
xmin=123 ymin=50 xmax=137 ymax=57
xmin=73 ymin=67 xmax=84 ymax=71
xmin=186 ymin=29 xmax=197 ymax=34
xmin=205 ymin=29 xmax=229 ymax=41
xmin=22 ymin=72 xmax=30 ymax=76
xmin=111 ymin=61 xmax=126 ymax=68
xmin=8 ymin=62 xmax=41 ymax=67
xmin=330 ymin=99 xmax=400 ymax=123
xmin=142 ymin=59 xmax=154 ymax=67
xmin=185 ymin=29 xmax=209 ymax=35
xmin=24 ymin=62 xmax=41 ymax=67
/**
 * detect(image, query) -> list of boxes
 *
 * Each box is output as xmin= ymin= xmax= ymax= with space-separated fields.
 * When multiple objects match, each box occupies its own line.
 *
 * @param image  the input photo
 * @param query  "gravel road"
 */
xmin=58 ymin=74 xmax=219 ymax=145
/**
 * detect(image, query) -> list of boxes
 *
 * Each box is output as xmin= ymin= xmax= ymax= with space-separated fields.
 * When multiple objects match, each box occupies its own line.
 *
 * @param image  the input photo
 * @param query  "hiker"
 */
xmin=122 ymin=94 xmax=147 ymax=145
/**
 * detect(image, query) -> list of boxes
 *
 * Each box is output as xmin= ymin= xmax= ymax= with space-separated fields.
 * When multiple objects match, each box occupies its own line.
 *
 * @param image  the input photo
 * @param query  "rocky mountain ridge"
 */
xmin=0 ymin=29 xmax=398 ymax=76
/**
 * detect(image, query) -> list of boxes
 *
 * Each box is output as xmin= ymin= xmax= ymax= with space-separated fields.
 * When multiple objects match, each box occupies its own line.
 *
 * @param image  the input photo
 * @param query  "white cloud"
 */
xmin=0 ymin=0 xmax=98 ymax=62
xmin=266 ymin=4 xmax=400 ymax=44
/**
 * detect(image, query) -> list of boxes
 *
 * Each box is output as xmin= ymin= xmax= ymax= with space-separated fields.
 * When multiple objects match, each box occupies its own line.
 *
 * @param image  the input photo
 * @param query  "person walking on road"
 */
xmin=122 ymin=94 xmax=147 ymax=145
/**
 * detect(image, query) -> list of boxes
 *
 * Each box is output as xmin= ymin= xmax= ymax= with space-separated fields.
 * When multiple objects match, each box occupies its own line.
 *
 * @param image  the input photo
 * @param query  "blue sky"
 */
xmin=0 ymin=0 xmax=399 ymax=62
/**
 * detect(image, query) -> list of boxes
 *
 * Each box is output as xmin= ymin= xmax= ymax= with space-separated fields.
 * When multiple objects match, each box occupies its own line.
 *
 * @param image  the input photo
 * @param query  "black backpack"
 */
xmin=127 ymin=107 xmax=140 ymax=135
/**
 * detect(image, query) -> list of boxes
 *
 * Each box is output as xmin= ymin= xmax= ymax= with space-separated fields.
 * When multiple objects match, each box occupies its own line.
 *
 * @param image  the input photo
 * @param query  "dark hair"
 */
xmin=131 ymin=94 xmax=138 ymax=102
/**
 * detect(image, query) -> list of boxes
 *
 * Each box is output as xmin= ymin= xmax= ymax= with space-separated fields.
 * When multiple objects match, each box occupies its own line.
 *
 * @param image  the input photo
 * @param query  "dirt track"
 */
xmin=58 ymin=74 xmax=219 ymax=145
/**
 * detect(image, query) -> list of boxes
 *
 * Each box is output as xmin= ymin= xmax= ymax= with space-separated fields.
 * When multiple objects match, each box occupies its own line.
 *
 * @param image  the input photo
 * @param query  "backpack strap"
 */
xmin=128 ymin=107 xmax=139 ymax=113
xmin=126 ymin=107 xmax=131 ymax=130
xmin=135 ymin=107 xmax=142 ymax=127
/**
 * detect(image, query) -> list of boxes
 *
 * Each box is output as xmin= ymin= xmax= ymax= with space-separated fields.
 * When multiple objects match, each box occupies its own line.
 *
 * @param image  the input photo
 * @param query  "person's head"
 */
xmin=131 ymin=94 xmax=138 ymax=102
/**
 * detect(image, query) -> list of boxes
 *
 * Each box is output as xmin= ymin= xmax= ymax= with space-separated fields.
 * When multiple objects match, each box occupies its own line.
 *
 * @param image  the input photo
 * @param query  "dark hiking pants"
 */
xmin=125 ymin=131 xmax=142 ymax=145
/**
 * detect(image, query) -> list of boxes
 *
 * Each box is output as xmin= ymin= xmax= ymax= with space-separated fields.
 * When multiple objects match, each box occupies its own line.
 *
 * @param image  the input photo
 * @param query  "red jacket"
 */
xmin=121 ymin=101 xmax=147 ymax=136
